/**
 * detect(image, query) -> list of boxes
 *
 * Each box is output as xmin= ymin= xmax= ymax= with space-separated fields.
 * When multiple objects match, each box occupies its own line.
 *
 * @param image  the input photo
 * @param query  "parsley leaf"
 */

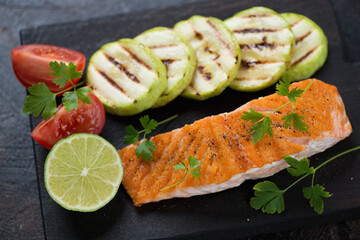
xmin=161 ymin=156 xmax=201 ymax=191
xmin=250 ymin=181 xmax=285 ymax=214
xmin=62 ymin=91 xmax=78 ymax=111
xmin=282 ymin=113 xmax=309 ymax=131
xmin=188 ymin=156 xmax=201 ymax=169
xmin=251 ymin=147 xmax=360 ymax=215
xmin=276 ymin=76 xmax=304 ymax=103
xmin=139 ymin=115 xmax=159 ymax=134
xmin=50 ymin=61 xmax=82 ymax=88
xmin=76 ymin=87 xmax=91 ymax=104
xmin=22 ymin=61 xmax=89 ymax=120
xmin=241 ymin=108 xmax=265 ymax=123
xmin=124 ymin=115 xmax=177 ymax=161
xmin=250 ymin=116 xmax=273 ymax=144
xmin=22 ymin=82 xmax=57 ymax=119
xmin=287 ymin=88 xmax=305 ymax=103
xmin=276 ymin=77 xmax=290 ymax=96
xmin=173 ymin=161 xmax=186 ymax=170
xmin=135 ymin=140 xmax=156 ymax=162
xmin=124 ymin=125 xmax=139 ymax=145
xmin=284 ymin=156 xmax=315 ymax=177
xmin=303 ymin=184 xmax=331 ymax=214
xmin=190 ymin=169 xmax=201 ymax=178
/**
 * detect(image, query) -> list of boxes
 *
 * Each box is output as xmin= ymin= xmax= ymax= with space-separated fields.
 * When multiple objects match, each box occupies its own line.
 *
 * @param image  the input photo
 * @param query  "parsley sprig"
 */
xmin=124 ymin=114 xmax=178 ymax=161
xmin=161 ymin=156 xmax=201 ymax=191
xmin=241 ymin=76 xmax=313 ymax=144
xmin=250 ymin=146 xmax=360 ymax=214
xmin=22 ymin=61 xmax=90 ymax=119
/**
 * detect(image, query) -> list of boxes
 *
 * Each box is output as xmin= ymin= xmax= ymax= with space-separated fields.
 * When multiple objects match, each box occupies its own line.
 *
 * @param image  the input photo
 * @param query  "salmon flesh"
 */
xmin=119 ymin=79 xmax=352 ymax=206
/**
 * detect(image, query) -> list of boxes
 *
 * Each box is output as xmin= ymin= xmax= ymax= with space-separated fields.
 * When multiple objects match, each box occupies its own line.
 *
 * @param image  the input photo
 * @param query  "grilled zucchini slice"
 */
xmin=281 ymin=13 xmax=328 ymax=82
xmin=86 ymin=39 xmax=167 ymax=116
xmin=174 ymin=15 xmax=241 ymax=100
xmin=225 ymin=6 xmax=295 ymax=92
xmin=135 ymin=27 xmax=196 ymax=107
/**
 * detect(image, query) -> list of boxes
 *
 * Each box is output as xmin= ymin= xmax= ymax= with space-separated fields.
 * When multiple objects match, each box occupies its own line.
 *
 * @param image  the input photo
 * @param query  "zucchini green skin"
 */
xmin=281 ymin=13 xmax=328 ymax=82
xmin=135 ymin=27 xmax=196 ymax=107
xmin=225 ymin=6 xmax=295 ymax=92
xmin=86 ymin=39 xmax=167 ymax=116
xmin=174 ymin=15 xmax=241 ymax=100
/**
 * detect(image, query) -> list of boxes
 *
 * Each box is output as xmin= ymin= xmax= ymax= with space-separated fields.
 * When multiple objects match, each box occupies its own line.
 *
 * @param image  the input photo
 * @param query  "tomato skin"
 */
xmin=11 ymin=44 xmax=86 ymax=93
xmin=31 ymin=93 xmax=105 ymax=149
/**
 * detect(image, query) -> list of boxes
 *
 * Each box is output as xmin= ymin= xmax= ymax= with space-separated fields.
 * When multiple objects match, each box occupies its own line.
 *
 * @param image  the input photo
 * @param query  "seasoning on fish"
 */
xmin=119 ymin=79 xmax=352 ymax=206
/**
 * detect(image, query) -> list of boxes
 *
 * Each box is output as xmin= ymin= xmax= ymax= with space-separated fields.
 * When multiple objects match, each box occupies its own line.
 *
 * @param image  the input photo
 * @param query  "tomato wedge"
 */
xmin=31 ymin=93 xmax=105 ymax=149
xmin=11 ymin=44 xmax=86 ymax=93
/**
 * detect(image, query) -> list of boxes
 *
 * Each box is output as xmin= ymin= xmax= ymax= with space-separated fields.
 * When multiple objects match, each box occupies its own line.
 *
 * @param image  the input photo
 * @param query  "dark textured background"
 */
xmin=1 ymin=0 xmax=360 ymax=239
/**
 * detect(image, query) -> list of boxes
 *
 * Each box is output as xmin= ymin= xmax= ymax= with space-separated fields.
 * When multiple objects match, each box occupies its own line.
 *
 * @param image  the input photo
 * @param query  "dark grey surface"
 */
xmin=1 ymin=0 xmax=360 ymax=239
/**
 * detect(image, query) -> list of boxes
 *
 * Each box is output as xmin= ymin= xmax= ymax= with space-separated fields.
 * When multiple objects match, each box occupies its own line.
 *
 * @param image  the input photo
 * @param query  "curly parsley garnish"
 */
xmin=241 ymin=76 xmax=313 ymax=144
xmin=124 ymin=114 xmax=178 ymax=161
xmin=161 ymin=156 xmax=201 ymax=191
xmin=250 ymin=146 xmax=360 ymax=214
xmin=22 ymin=61 xmax=90 ymax=119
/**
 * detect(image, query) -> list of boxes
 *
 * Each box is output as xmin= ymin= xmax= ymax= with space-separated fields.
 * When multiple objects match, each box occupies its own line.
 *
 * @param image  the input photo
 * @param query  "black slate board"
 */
xmin=21 ymin=0 xmax=360 ymax=239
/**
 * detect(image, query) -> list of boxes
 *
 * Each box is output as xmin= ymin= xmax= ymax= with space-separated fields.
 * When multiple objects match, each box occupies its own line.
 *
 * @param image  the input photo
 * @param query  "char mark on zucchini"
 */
xmin=290 ymin=46 xmax=319 ymax=66
xmin=233 ymin=28 xmax=280 ymax=34
xmin=103 ymin=53 xmax=140 ymax=84
xmin=240 ymin=60 xmax=275 ymax=69
xmin=95 ymin=69 xmax=129 ymax=95
xmin=206 ymin=19 xmax=231 ymax=52
xmin=240 ymin=37 xmax=280 ymax=50
xmin=120 ymin=45 xmax=152 ymax=71
xmin=197 ymin=66 xmax=212 ymax=80
xmin=295 ymin=31 xmax=312 ymax=45
xmin=162 ymin=59 xmax=176 ymax=68
xmin=149 ymin=44 xmax=178 ymax=49
xmin=290 ymin=19 xmax=303 ymax=27
xmin=194 ymin=31 xmax=203 ymax=40
xmin=234 ymin=77 xmax=270 ymax=82
xmin=242 ymin=14 xmax=271 ymax=18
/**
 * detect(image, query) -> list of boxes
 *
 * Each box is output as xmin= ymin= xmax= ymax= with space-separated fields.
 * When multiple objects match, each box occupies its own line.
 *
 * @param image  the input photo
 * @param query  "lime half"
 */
xmin=44 ymin=133 xmax=123 ymax=212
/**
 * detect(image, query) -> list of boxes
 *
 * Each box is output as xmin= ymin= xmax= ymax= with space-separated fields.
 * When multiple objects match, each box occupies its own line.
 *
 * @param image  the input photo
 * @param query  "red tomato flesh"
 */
xmin=31 ymin=93 xmax=105 ymax=149
xmin=11 ymin=44 xmax=86 ymax=93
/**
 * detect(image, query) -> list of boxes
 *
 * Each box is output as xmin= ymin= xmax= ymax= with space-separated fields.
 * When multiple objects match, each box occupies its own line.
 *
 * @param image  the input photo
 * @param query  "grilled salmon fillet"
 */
xmin=119 ymin=79 xmax=352 ymax=206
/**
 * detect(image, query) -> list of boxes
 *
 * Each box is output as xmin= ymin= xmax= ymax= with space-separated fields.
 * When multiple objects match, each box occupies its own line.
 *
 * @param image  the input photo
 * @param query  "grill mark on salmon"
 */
xmin=233 ymin=28 xmax=280 ymax=34
xmin=95 ymin=68 xmax=129 ymax=96
xmin=120 ymin=45 xmax=152 ymax=70
xmin=103 ymin=53 xmax=140 ymax=84
xmin=119 ymin=79 xmax=352 ymax=206
xmin=295 ymin=31 xmax=312 ymax=45
xmin=291 ymin=46 xmax=319 ymax=66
